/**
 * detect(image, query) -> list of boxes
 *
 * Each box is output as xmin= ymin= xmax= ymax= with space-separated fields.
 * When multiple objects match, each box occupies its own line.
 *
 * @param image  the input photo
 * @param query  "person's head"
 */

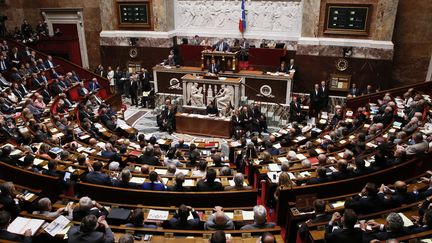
xmin=213 ymin=154 xmax=222 ymax=165
xmin=394 ymin=181 xmax=407 ymax=193
xmin=78 ymin=196 xmax=93 ymax=210
xmin=301 ymin=159 xmax=311 ymax=168
xmin=37 ymin=197 xmax=52 ymax=211
xmin=261 ymin=232 xmax=276 ymax=243
xmin=129 ymin=209 xmax=144 ymax=226
xmin=336 ymin=159 xmax=348 ymax=172
xmin=314 ymin=83 xmax=319 ymax=90
xmin=220 ymin=166 xmax=232 ymax=176
xmin=167 ymin=164 xmax=176 ymax=174
xmin=214 ymin=211 xmax=227 ymax=226
xmin=313 ymin=199 xmax=326 ymax=214
xmin=77 ymin=154 xmax=87 ymax=166
xmin=361 ymin=182 xmax=377 ymax=196
xmin=342 ymin=209 xmax=357 ymax=229
xmin=0 ymin=211 xmax=11 ymax=229
xmin=413 ymin=132 xmax=423 ymax=143
xmin=175 ymin=173 xmax=185 ymax=186
xmin=80 ymin=214 xmax=98 ymax=233
xmin=108 ymin=161 xmax=120 ymax=171
xmin=92 ymin=161 xmax=103 ymax=172
xmin=210 ymin=230 xmax=226 ymax=243
xmin=316 ymin=166 xmax=327 ymax=179
xmin=278 ymin=172 xmax=291 ymax=187
xmin=355 ymin=157 xmax=366 ymax=169
xmin=198 ymin=160 xmax=207 ymax=172
xmin=253 ymin=205 xmax=268 ymax=225
xmin=48 ymin=160 xmax=58 ymax=171
xmin=120 ymin=169 xmax=131 ymax=183
xmin=261 ymin=151 xmax=271 ymax=162
xmin=149 ymin=171 xmax=158 ymax=183
xmin=423 ymin=209 xmax=432 ymax=226
xmin=119 ymin=234 xmax=134 ymax=243
xmin=1 ymin=145 xmax=12 ymax=156
xmin=206 ymin=168 xmax=217 ymax=182
xmin=22 ymin=154 xmax=35 ymax=167
xmin=177 ymin=204 xmax=191 ymax=222
xmin=281 ymin=161 xmax=290 ymax=172
xmin=141 ymin=164 xmax=149 ymax=174
xmin=233 ymin=173 xmax=245 ymax=187
xmin=386 ymin=213 xmax=404 ymax=232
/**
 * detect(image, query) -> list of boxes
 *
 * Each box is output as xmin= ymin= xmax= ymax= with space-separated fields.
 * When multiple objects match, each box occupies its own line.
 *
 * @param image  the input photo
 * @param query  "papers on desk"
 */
xmin=79 ymin=134 xmax=90 ymax=140
xmin=44 ymin=215 xmax=70 ymax=237
xmin=337 ymin=152 xmax=345 ymax=158
xmin=323 ymin=135 xmax=332 ymax=140
xmin=50 ymin=147 xmax=63 ymax=154
xmin=273 ymin=143 xmax=281 ymax=149
xmin=331 ymin=201 xmax=345 ymax=209
xmin=311 ymin=128 xmax=322 ymax=133
xmin=398 ymin=213 xmax=414 ymax=227
xmin=242 ymin=211 xmax=254 ymax=220
xmin=176 ymin=169 xmax=189 ymax=176
xmin=161 ymin=178 xmax=169 ymax=185
xmin=228 ymin=180 xmax=248 ymax=187
xmin=7 ymin=217 xmax=45 ymax=236
xmin=366 ymin=142 xmax=378 ymax=148
xmin=183 ymin=179 xmax=194 ymax=187
xmin=268 ymin=163 xmax=281 ymax=172
xmin=130 ymin=177 xmax=145 ymax=184
xmin=154 ymin=169 xmax=167 ymax=175
xmin=230 ymin=141 xmax=241 ymax=147
xmin=296 ymin=154 xmax=306 ymax=161
xmin=277 ymin=157 xmax=289 ymax=163
xmin=157 ymin=139 xmax=167 ymax=145
xmin=315 ymin=148 xmax=325 ymax=154
xmin=147 ymin=209 xmax=169 ymax=221
xmin=224 ymin=212 xmax=234 ymax=220
xmin=299 ymin=171 xmax=311 ymax=178
xmin=288 ymin=172 xmax=296 ymax=180
xmin=33 ymin=158 xmax=45 ymax=166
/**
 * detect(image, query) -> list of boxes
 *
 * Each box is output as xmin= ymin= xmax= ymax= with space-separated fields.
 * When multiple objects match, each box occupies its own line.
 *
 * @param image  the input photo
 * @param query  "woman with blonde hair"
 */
xmin=274 ymin=172 xmax=295 ymax=202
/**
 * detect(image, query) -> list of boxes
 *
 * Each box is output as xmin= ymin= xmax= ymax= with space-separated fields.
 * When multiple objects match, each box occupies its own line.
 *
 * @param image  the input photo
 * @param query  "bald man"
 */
xmin=204 ymin=206 xmax=234 ymax=230
xmin=378 ymin=181 xmax=418 ymax=208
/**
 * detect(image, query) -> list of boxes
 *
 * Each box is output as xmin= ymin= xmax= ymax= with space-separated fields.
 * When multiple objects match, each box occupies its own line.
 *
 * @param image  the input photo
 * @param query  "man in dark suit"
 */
xmin=325 ymin=209 xmax=363 ymax=243
xmin=88 ymin=78 xmax=100 ymax=92
xmin=213 ymin=38 xmax=230 ymax=52
xmin=344 ymin=182 xmax=382 ymax=214
xmin=166 ymin=204 xmax=200 ymax=230
xmin=331 ymin=159 xmax=353 ymax=181
xmin=196 ymin=168 xmax=223 ymax=191
xmin=0 ymin=211 xmax=32 ymax=243
xmin=31 ymin=73 xmax=42 ymax=89
xmin=306 ymin=167 xmax=329 ymax=185
xmin=290 ymin=96 xmax=303 ymax=122
xmin=78 ymin=82 xmax=89 ymax=97
xmin=310 ymin=83 xmax=321 ymax=117
xmin=239 ymin=106 xmax=252 ymax=132
xmin=136 ymin=146 xmax=160 ymax=165
xmin=208 ymin=58 xmax=220 ymax=74
xmin=348 ymin=83 xmax=361 ymax=97
xmin=67 ymin=214 xmax=114 ymax=243
xmin=251 ymin=103 xmax=267 ymax=133
xmin=72 ymin=196 xmax=109 ymax=221
xmin=378 ymin=181 xmax=417 ymax=208
xmin=44 ymin=55 xmax=56 ymax=69
xmin=298 ymin=199 xmax=332 ymax=239
xmin=319 ymin=80 xmax=329 ymax=111
xmin=0 ymin=55 xmax=9 ymax=73
xmin=277 ymin=61 xmax=288 ymax=73
xmin=130 ymin=77 xmax=139 ymax=107
xmin=50 ymin=79 xmax=64 ymax=97
xmin=288 ymin=58 xmax=296 ymax=72
xmin=84 ymin=161 xmax=112 ymax=186
xmin=9 ymin=47 xmax=20 ymax=68
xmin=161 ymin=105 xmax=175 ymax=134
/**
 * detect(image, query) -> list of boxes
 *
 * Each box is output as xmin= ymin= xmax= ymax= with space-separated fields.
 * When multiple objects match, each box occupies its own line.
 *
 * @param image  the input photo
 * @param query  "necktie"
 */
xmin=219 ymin=43 xmax=223 ymax=51
xmin=0 ymin=61 xmax=5 ymax=70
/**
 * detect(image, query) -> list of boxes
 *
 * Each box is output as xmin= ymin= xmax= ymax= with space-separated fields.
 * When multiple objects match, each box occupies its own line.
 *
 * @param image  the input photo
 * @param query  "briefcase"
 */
xmin=106 ymin=208 xmax=131 ymax=225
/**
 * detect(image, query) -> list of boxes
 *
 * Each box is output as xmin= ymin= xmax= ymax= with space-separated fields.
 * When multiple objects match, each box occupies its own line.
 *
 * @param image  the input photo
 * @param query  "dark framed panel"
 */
xmin=117 ymin=0 xmax=152 ymax=29
xmin=324 ymin=4 xmax=371 ymax=36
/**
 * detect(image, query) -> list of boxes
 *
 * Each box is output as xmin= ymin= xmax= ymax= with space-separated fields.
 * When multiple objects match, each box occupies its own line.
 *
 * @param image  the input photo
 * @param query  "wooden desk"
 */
xmin=175 ymin=113 xmax=231 ymax=138
xmin=201 ymin=50 xmax=239 ymax=72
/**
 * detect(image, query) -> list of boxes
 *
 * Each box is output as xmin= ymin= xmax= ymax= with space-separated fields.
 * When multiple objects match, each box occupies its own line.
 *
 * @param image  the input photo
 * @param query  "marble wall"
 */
xmin=392 ymin=0 xmax=432 ymax=84
xmin=174 ymin=0 xmax=303 ymax=40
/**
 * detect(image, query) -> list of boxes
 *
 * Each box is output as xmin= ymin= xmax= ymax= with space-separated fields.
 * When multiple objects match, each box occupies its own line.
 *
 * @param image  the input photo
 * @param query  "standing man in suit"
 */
xmin=130 ymin=76 xmax=139 ymax=107
xmin=9 ymin=47 xmax=20 ymax=68
xmin=290 ymin=96 xmax=303 ymax=122
xmin=67 ymin=214 xmax=114 ymax=243
xmin=213 ymin=38 xmax=230 ymax=52
xmin=319 ymin=80 xmax=329 ymax=111
xmin=288 ymin=58 xmax=296 ymax=72
xmin=208 ymin=58 xmax=220 ymax=74
xmin=325 ymin=209 xmax=363 ymax=243
xmin=310 ymin=83 xmax=321 ymax=117
xmin=348 ymin=83 xmax=361 ymax=97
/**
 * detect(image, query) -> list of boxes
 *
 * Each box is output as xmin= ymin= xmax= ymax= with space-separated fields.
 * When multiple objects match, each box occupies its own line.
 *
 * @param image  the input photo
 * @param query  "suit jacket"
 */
xmin=406 ymin=141 xmax=428 ymax=156
xmin=325 ymin=226 xmax=363 ymax=243
xmin=310 ymin=89 xmax=320 ymax=104
xmin=378 ymin=191 xmax=417 ymax=208
xmin=0 ymin=229 xmax=32 ymax=243
xmin=72 ymin=207 xmax=109 ymax=222
xmin=85 ymin=171 xmax=112 ymax=186
xmin=88 ymin=81 xmax=100 ymax=91
xmin=78 ymin=87 xmax=89 ymax=97
xmin=136 ymin=154 xmax=160 ymax=165
xmin=130 ymin=81 xmax=138 ymax=97
xmin=213 ymin=42 xmax=230 ymax=52
xmin=166 ymin=211 xmax=201 ymax=230
xmin=348 ymin=88 xmax=361 ymax=97
xmin=208 ymin=63 xmax=220 ymax=74
xmin=196 ymin=180 xmax=223 ymax=191
xmin=67 ymin=226 xmax=114 ymax=243
xmin=344 ymin=195 xmax=382 ymax=214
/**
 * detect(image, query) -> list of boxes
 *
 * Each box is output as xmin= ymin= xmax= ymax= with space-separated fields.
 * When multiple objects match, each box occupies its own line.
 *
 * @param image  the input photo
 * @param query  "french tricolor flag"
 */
xmin=239 ymin=0 xmax=246 ymax=33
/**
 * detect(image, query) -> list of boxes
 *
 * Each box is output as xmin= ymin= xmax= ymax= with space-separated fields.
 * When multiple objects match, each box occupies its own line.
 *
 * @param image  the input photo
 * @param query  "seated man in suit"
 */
xmin=240 ymin=205 xmax=276 ymax=230
xmin=348 ymin=83 xmax=361 ymax=97
xmin=0 ymin=211 xmax=32 ymax=243
xmin=88 ymin=78 xmax=100 ymax=92
xmin=208 ymin=58 xmax=220 ymax=74
xmin=364 ymin=212 xmax=408 ymax=241
xmin=404 ymin=132 xmax=429 ymax=156
xmin=72 ymin=196 xmax=109 ymax=221
xmin=378 ymin=181 xmax=417 ymax=208
xmin=166 ymin=204 xmax=200 ymax=230
xmin=136 ymin=145 xmax=160 ymax=165
xmin=224 ymin=173 xmax=252 ymax=191
xmin=78 ymin=82 xmax=89 ymax=97
xmin=67 ymin=214 xmax=114 ymax=243
xmin=298 ymin=199 xmax=332 ymax=239
xmin=196 ymin=168 xmax=223 ymax=191
xmin=277 ymin=61 xmax=288 ymax=73
xmin=325 ymin=209 xmax=363 ymax=243
xmin=344 ymin=182 xmax=382 ymax=214
xmin=44 ymin=55 xmax=56 ymax=69
xmin=331 ymin=159 xmax=353 ymax=181
xmin=306 ymin=166 xmax=329 ymax=185
xmin=204 ymin=206 xmax=235 ymax=230
xmin=84 ymin=161 xmax=112 ymax=186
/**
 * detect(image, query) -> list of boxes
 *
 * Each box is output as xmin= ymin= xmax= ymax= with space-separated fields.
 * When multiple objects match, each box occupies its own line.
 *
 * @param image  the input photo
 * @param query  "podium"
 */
xmin=201 ymin=50 xmax=239 ymax=73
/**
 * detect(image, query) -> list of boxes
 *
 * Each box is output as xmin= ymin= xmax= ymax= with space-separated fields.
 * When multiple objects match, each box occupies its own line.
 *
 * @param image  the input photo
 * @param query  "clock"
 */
xmin=129 ymin=48 xmax=138 ymax=58
xmin=336 ymin=58 xmax=349 ymax=71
